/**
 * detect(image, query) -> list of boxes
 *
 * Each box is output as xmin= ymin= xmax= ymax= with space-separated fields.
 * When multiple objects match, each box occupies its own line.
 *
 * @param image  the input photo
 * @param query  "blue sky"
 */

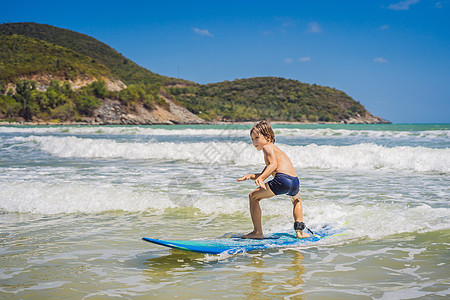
xmin=2 ymin=0 xmax=449 ymax=123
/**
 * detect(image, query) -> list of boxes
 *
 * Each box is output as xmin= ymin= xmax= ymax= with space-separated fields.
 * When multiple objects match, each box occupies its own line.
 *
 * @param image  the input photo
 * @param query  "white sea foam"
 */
xmin=275 ymin=128 xmax=450 ymax=142
xmin=283 ymin=143 xmax=450 ymax=173
xmin=262 ymin=201 xmax=450 ymax=243
xmin=0 ymin=182 xmax=175 ymax=214
xmin=1 ymin=181 xmax=448 ymax=242
xmin=0 ymin=126 xmax=249 ymax=137
xmin=1 ymin=125 xmax=449 ymax=141
xmin=14 ymin=135 xmax=450 ymax=173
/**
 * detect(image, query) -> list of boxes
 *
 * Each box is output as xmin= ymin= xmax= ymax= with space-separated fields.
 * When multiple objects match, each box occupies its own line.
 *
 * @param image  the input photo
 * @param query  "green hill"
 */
xmin=170 ymin=77 xmax=369 ymax=122
xmin=0 ymin=22 xmax=189 ymax=85
xmin=0 ymin=22 xmax=388 ymax=124
xmin=0 ymin=34 xmax=114 ymax=82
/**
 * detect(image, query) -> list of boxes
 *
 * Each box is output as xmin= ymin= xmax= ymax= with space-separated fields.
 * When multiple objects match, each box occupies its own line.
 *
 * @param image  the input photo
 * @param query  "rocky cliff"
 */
xmin=88 ymin=97 xmax=204 ymax=125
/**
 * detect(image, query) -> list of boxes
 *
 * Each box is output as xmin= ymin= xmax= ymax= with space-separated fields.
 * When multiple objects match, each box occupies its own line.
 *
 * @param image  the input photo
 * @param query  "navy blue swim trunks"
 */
xmin=267 ymin=173 xmax=300 ymax=196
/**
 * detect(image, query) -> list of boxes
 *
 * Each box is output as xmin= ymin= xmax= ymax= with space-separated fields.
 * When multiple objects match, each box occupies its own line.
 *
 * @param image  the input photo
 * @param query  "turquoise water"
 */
xmin=0 ymin=124 xmax=449 ymax=299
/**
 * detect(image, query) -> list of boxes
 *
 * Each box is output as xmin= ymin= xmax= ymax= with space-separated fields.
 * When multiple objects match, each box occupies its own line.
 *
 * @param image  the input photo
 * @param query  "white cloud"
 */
xmin=381 ymin=24 xmax=390 ymax=30
xmin=388 ymin=0 xmax=419 ymax=10
xmin=306 ymin=22 xmax=322 ymax=33
xmin=374 ymin=57 xmax=389 ymax=63
xmin=284 ymin=58 xmax=294 ymax=64
xmin=276 ymin=17 xmax=296 ymax=28
xmin=193 ymin=28 xmax=213 ymax=37
xmin=299 ymin=56 xmax=311 ymax=62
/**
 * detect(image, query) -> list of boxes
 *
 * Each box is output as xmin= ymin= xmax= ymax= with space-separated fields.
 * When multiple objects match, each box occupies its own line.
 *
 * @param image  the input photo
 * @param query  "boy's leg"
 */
xmin=292 ymin=192 xmax=310 ymax=239
xmin=242 ymin=186 xmax=275 ymax=239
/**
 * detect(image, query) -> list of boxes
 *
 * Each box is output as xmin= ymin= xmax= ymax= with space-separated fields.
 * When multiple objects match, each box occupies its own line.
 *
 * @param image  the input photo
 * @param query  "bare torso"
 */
xmin=264 ymin=144 xmax=297 ymax=177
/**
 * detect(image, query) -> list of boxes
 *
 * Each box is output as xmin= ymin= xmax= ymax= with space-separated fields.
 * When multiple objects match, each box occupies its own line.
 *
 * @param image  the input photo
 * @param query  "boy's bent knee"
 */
xmin=291 ymin=192 xmax=301 ymax=204
xmin=248 ymin=187 xmax=275 ymax=202
xmin=249 ymin=192 xmax=260 ymax=202
xmin=249 ymin=189 xmax=267 ymax=202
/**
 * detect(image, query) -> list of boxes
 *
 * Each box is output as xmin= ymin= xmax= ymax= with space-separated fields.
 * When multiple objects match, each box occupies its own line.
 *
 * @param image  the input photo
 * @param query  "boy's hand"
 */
xmin=237 ymin=174 xmax=252 ymax=181
xmin=255 ymin=177 xmax=266 ymax=189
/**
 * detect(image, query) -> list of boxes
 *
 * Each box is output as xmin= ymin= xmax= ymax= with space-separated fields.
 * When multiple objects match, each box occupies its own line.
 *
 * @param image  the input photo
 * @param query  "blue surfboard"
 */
xmin=142 ymin=225 xmax=343 ymax=254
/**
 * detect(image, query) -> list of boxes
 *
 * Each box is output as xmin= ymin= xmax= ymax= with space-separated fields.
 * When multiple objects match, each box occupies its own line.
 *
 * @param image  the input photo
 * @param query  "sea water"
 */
xmin=0 ymin=123 xmax=449 ymax=299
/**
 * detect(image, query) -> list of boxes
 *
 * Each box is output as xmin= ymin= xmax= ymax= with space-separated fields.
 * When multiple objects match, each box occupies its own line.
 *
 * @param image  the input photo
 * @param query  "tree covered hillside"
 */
xmin=0 ymin=22 xmax=388 ymax=124
xmin=0 ymin=23 xmax=172 ymax=122
xmin=0 ymin=34 xmax=114 ymax=83
xmin=0 ymin=22 xmax=190 ymax=86
xmin=170 ymin=77 xmax=367 ymax=122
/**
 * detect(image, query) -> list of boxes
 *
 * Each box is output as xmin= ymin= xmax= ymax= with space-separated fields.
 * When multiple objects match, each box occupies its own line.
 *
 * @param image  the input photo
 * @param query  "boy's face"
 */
xmin=251 ymin=132 xmax=269 ymax=151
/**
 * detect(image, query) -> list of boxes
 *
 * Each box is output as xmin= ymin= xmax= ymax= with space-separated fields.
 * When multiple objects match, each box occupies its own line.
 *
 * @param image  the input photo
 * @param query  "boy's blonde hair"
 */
xmin=251 ymin=121 xmax=275 ymax=143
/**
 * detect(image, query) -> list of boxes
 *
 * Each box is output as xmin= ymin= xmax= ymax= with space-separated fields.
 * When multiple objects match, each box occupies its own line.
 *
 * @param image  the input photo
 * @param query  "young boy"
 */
xmin=237 ymin=121 xmax=310 ymax=239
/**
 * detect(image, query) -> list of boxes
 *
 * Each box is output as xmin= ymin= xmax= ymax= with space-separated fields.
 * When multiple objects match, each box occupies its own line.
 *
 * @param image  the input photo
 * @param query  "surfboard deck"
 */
xmin=142 ymin=225 xmax=343 ymax=254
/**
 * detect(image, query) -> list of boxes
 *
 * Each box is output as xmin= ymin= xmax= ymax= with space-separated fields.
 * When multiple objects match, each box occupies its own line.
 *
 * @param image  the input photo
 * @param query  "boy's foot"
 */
xmin=241 ymin=232 xmax=264 ymax=239
xmin=295 ymin=230 xmax=310 ymax=239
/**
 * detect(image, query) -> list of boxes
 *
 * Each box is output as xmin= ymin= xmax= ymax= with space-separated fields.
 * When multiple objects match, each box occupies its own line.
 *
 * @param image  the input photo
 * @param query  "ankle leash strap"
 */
xmin=294 ymin=221 xmax=315 ymax=236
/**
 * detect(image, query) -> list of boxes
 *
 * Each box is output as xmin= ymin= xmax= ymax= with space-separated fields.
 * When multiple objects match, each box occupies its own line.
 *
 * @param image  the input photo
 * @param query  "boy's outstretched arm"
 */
xmin=237 ymin=165 xmax=269 ymax=182
xmin=237 ymin=173 xmax=260 ymax=181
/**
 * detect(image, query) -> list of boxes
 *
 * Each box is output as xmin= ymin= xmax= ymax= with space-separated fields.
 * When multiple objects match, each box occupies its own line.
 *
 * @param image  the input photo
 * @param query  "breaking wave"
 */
xmin=1 ymin=181 xmax=448 ymax=242
xmin=13 ymin=135 xmax=450 ymax=173
xmin=1 ymin=125 xmax=449 ymax=140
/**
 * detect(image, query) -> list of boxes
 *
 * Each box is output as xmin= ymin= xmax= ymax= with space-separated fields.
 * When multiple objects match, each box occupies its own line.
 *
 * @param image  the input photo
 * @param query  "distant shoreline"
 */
xmin=0 ymin=120 xmax=391 ymax=126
